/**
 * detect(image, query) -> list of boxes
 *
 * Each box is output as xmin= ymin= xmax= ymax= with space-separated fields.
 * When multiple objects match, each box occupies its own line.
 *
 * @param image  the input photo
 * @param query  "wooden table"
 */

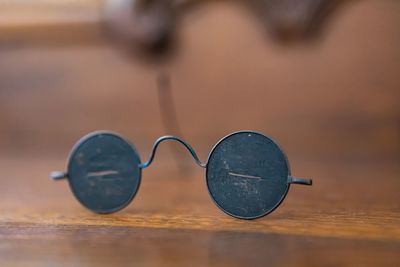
xmin=0 ymin=0 xmax=399 ymax=265
xmin=1 ymin=154 xmax=399 ymax=266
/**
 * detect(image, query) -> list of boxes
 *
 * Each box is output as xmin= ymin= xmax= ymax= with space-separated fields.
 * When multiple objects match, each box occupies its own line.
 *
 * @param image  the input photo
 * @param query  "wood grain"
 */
xmin=1 ymin=209 xmax=400 ymax=242
xmin=0 ymin=0 xmax=399 ymax=266
xmin=0 ymin=154 xmax=399 ymax=266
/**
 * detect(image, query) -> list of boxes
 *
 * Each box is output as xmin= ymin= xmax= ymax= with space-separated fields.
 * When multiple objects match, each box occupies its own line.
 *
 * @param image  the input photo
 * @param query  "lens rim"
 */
xmin=66 ymin=131 xmax=142 ymax=213
xmin=205 ymin=130 xmax=291 ymax=219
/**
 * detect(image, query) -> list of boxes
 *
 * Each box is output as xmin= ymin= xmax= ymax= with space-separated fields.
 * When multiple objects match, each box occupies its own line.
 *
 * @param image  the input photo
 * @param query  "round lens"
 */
xmin=206 ymin=131 xmax=290 ymax=219
xmin=67 ymin=131 xmax=141 ymax=213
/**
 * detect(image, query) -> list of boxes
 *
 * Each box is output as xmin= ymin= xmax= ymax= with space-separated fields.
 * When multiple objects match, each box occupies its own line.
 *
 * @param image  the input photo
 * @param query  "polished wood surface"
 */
xmin=0 ymin=0 xmax=399 ymax=266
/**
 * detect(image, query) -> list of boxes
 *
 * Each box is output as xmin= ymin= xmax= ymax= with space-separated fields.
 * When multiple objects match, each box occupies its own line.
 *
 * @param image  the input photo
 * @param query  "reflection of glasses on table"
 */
xmin=51 ymin=130 xmax=312 ymax=219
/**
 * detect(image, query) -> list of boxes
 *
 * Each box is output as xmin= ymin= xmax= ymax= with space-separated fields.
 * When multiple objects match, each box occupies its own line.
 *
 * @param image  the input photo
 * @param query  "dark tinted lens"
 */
xmin=206 ymin=131 xmax=290 ymax=219
xmin=67 ymin=131 xmax=141 ymax=213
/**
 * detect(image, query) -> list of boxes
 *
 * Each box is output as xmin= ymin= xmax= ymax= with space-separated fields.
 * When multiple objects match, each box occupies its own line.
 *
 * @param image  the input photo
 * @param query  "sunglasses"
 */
xmin=51 ymin=130 xmax=312 ymax=219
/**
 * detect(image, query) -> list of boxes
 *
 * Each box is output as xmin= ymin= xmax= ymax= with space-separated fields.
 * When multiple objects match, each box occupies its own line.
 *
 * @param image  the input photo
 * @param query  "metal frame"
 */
xmin=51 ymin=130 xmax=312 ymax=219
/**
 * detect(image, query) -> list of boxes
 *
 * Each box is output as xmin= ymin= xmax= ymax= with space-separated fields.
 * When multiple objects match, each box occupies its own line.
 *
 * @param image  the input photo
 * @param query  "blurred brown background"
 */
xmin=0 ymin=0 xmax=399 ymax=266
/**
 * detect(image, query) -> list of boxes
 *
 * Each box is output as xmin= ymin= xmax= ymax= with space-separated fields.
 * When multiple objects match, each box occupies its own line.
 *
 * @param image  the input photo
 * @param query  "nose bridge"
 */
xmin=139 ymin=135 xmax=206 ymax=169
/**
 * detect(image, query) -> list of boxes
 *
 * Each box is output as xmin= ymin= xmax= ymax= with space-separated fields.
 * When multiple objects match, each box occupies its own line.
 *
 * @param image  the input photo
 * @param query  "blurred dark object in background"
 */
xmin=254 ymin=0 xmax=343 ymax=42
xmin=103 ymin=0 xmax=346 ymax=53
xmin=0 ymin=0 xmax=347 ymax=55
xmin=103 ymin=0 xmax=174 ymax=53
